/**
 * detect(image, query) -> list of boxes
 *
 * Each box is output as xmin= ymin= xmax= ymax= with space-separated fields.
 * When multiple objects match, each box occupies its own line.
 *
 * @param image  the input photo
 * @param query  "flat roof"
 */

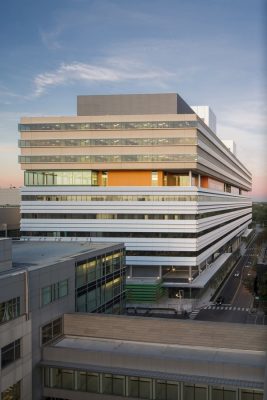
xmin=11 ymin=240 xmax=123 ymax=270
xmin=63 ymin=313 xmax=267 ymax=352
xmin=41 ymin=314 xmax=267 ymax=389
xmin=52 ymin=335 xmax=265 ymax=365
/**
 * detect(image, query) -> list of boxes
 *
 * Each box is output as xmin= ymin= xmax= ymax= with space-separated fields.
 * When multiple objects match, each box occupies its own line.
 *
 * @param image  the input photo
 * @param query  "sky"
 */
xmin=0 ymin=0 xmax=266 ymax=200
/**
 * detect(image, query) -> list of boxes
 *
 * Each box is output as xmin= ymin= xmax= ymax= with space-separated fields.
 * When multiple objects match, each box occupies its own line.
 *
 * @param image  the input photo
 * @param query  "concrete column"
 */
xmin=189 ymin=170 xmax=192 ymax=186
xmin=158 ymin=266 xmax=162 ymax=278
xmin=189 ymin=266 xmax=192 ymax=281
xmin=198 ymin=174 xmax=201 ymax=187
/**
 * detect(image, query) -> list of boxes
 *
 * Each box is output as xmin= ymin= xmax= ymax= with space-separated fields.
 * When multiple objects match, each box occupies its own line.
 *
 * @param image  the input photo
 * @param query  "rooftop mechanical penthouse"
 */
xmin=18 ymin=93 xmax=252 ymax=300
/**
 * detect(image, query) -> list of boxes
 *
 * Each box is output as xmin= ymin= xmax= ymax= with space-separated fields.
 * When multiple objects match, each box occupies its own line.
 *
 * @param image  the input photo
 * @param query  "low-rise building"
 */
xmin=0 ymin=238 xmax=125 ymax=399
xmin=42 ymin=313 xmax=267 ymax=400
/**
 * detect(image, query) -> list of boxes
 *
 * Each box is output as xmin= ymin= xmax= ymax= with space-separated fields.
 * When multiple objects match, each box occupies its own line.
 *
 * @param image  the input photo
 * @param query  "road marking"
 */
xmin=246 ymin=308 xmax=249 ymax=312
xmin=233 ymin=307 xmax=236 ymax=310
xmin=229 ymin=307 xmax=232 ymax=310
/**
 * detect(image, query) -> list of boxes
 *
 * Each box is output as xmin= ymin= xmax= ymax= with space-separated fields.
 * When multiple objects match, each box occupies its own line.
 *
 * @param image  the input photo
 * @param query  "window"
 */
xmin=41 ymin=280 xmax=68 ymax=306
xmin=212 ymin=387 xmax=237 ymax=400
xmin=1 ymin=381 xmax=20 ymax=400
xmin=41 ymin=318 xmax=63 ymax=345
xmin=155 ymin=380 xmax=178 ymax=400
xmin=1 ymin=339 xmax=21 ymax=368
xmin=184 ymin=384 xmax=207 ymax=400
xmin=240 ymin=390 xmax=263 ymax=400
xmin=0 ymin=297 xmax=20 ymax=324
xmin=128 ymin=377 xmax=152 ymax=399
xmin=151 ymin=171 xmax=158 ymax=186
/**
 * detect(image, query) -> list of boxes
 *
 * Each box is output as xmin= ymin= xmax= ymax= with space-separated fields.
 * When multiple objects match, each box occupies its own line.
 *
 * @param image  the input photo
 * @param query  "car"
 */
xmin=234 ymin=271 xmax=240 ymax=277
xmin=216 ymin=296 xmax=224 ymax=305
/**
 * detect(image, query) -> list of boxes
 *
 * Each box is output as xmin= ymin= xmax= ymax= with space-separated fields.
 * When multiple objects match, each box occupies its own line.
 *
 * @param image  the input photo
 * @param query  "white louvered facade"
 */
xmin=18 ymin=94 xmax=252 ymax=296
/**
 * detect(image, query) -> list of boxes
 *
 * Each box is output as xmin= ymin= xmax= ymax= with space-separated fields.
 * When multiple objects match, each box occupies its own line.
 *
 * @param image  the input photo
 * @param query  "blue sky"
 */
xmin=0 ymin=0 xmax=266 ymax=199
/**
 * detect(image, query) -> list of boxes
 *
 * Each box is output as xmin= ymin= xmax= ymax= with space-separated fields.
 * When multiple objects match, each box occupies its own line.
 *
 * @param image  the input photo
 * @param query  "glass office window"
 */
xmin=41 ymin=279 xmax=68 ymax=306
xmin=212 ymin=387 xmax=236 ymax=400
xmin=155 ymin=380 xmax=178 ymax=400
xmin=87 ymin=290 xmax=97 ymax=312
xmin=240 ymin=390 xmax=263 ymax=400
xmin=129 ymin=377 xmax=139 ymax=398
xmin=59 ymin=279 xmax=68 ymax=297
xmin=1 ymin=339 xmax=21 ymax=368
xmin=113 ymin=375 xmax=125 ymax=396
xmin=139 ymin=378 xmax=152 ymax=399
xmin=184 ymin=384 xmax=207 ymax=400
xmin=87 ymin=261 xmax=96 ymax=282
xmin=51 ymin=368 xmax=62 ymax=388
xmin=61 ymin=369 xmax=74 ymax=390
xmin=152 ymin=171 xmax=158 ymax=186
xmin=76 ymin=263 xmax=87 ymax=287
xmin=41 ymin=318 xmax=62 ymax=345
xmin=24 ymin=170 xmax=98 ymax=186
xmin=1 ymin=381 xmax=20 ymax=400
xmin=87 ymin=372 xmax=99 ymax=393
xmin=76 ymin=293 xmax=87 ymax=312
xmin=0 ymin=297 xmax=20 ymax=324
xmin=77 ymin=371 xmax=86 ymax=392
xmin=103 ymin=374 xmax=112 ymax=394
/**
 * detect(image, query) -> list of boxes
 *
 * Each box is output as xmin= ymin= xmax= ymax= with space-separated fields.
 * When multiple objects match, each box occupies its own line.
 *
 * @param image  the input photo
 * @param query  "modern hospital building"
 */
xmin=18 ymin=93 xmax=252 ymax=300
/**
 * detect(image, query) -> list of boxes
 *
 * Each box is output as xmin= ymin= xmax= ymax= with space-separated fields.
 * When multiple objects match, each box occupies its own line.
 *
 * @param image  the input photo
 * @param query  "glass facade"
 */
xmin=21 ymin=215 xmax=251 ymax=244
xmin=75 ymin=250 xmax=126 ymax=314
xmin=21 ymin=194 xmax=248 ymax=203
xmin=19 ymin=120 xmax=197 ymax=131
xmin=0 ymin=297 xmax=20 ymax=324
xmin=19 ymin=137 xmax=197 ymax=147
xmin=21 ymin=206 xmax=250 ymax=221
xmin=24 ymin=170 xmax=98 ymax=186
xmin=43 ymin=367 xmax=263 ymax=399
xmin=19 ymin=153 xmax=197 ymax=164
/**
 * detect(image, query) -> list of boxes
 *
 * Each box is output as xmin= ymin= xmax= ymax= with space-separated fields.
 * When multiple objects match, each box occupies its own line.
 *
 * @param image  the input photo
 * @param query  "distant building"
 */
xmin=0 ymin=188 xmax=20 ymax=238
xmin=18 ymin=93 xmax=252 ymax=301
xmin=191 ymin=105 xmax=217 ymax=134
xmin=222 ymin=139 xmax=237 ymax=156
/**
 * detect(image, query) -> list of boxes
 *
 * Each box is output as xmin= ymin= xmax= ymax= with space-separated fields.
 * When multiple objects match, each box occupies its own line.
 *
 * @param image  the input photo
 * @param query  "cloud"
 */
xmin=33 ymin=59 xmax=174 ymax=96
xmin=218 ymin=99 xmax=267 ymax=133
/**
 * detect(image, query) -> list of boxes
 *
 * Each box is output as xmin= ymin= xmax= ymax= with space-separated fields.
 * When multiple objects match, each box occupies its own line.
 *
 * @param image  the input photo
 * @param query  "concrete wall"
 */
xmin=77 ymin=93 xmax=194 ymax=116
xmin=0 ymin=239 xmax=12 ymax=272
xmin=0 ymin=316 xmax=32 ymax=400
xmin=28 ymin=258 xmax=76 ymax=400
xmin=0 ymin=189 xmax=20 ymax=206
xmin=0 ymin=271 xmax=31 ymax=400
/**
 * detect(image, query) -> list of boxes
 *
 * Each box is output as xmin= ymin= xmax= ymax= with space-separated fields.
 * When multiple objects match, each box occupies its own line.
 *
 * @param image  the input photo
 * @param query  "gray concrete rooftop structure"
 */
xmin=41 ymin=313 xmax=267 ymax=393
xmin=77 ymin=93 xmax=195 ymax=116
xmin=11 ymin=240 xmax=122 ymax=270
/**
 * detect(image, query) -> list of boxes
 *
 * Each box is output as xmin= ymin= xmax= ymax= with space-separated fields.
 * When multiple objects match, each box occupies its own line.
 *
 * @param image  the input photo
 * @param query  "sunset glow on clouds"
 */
xmin=0 ymin=0 xmax=266 ymax=200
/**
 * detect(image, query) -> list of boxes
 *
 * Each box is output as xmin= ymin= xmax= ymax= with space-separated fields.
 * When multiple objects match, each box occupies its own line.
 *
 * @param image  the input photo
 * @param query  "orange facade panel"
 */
xmin=107 ymin=170 xmax=152 ymax=186
xmin=201 ymin=176 xmax=209 ymax=188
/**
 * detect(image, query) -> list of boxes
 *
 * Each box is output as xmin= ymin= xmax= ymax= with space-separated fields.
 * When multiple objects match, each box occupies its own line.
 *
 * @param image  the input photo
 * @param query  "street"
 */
xmin=195 ymin=232 xmax=267 ymax=325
